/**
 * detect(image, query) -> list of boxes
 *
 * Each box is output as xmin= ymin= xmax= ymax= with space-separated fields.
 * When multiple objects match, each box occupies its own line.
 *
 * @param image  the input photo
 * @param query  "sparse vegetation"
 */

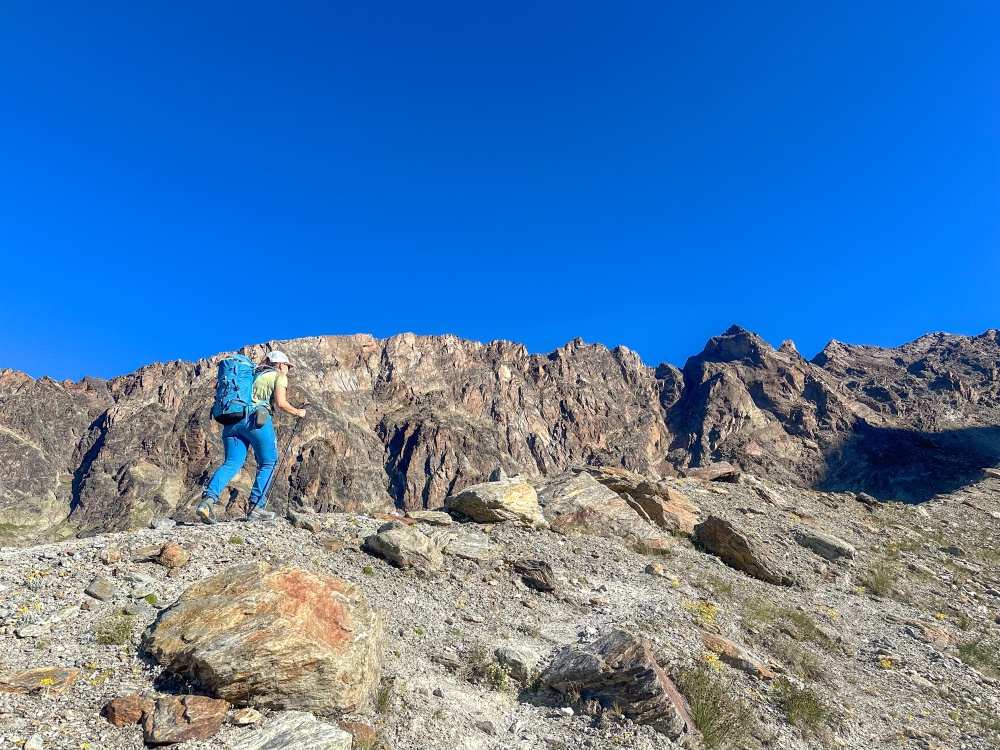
xmin=859 ymin=561 xmax=901 ymax=599
xmin=375 ymin=680 xmax=395 ymax=713
xmin=94 ymin=615 xmax=134 ymax=646
xmin=228 ymin=536 xmax=244 ymax=545
xmin=363 ymin=566 xmax=374 ymax=575
xmin=676 ymin=663 xmax=757 ymax=749
xmin=957 ymin=636 xmax=1000 ymax=677
xmin=774 ymin=678 xmax=831 ymax=734
xmin=464 ymin=645 xmax=509 ymax=692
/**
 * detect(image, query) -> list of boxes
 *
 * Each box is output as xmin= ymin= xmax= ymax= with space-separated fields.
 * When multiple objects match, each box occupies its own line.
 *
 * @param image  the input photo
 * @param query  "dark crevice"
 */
xmin=69 ymin=411 xmax=109 ymax=517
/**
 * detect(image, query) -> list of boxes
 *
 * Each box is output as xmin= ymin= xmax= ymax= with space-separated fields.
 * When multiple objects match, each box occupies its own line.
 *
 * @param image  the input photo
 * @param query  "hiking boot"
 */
xmin=247 ymin=505 xmax=276 ymax=522
xmin=196 ymin=496 xmax=218 ymax=525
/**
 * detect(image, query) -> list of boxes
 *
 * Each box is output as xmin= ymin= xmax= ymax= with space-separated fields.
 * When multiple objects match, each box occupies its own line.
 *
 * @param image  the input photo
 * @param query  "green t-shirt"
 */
xmin=252 ymin=370 xmax=288 ymax=412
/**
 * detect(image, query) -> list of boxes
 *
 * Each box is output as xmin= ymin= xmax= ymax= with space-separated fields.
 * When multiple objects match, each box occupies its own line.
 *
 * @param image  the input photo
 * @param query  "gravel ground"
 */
xmin=1 ymin=473 xmax=999 ymax=750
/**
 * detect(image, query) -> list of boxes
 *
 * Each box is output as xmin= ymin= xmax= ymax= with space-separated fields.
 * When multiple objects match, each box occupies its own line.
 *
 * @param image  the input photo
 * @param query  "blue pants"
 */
xmin=205 ymin=411 xmax=278 ymax=508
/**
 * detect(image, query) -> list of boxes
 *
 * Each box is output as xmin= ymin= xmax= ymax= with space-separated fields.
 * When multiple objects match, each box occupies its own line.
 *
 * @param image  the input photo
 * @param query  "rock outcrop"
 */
xmin=142 ymin=562 xmax=384 ymax=714
xmin=542 ymin=630 xmax=697 ymax=739
xmin=5 ymin=326 xmax=1000 ymax=544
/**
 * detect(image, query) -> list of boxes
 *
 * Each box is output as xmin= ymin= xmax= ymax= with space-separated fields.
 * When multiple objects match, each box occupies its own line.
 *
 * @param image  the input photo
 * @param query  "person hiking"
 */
xmin=197 ymin=350 xmax=307 ymax=523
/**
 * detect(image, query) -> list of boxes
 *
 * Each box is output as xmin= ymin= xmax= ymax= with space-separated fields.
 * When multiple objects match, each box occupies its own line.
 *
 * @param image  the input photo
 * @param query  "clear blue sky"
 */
xmin=1 ymin=2 xmax=998 ymax=380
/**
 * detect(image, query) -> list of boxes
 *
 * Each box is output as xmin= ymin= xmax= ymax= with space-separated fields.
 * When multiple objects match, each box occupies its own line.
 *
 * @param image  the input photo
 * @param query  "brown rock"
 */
xmin=98 ymin=546 xmax=122 ymax=564
xmin=229 ymin=707 xmax=262 ymax=726
xmin=905 ymin=621 xmax=958 ymax=651
xmin=701 ymin=633 xmax=776 ymax=679
xmin=142 ymin=562 xmax=383 ymax=714
xmin=683 ymin=462 xmax=741 ymax=483
xmin=288 ymin=510 xmax=324 ymax=532
xmin=373 ymin=513 xmax=416 ymax=525
xmin=542 ymin=630 xmax=697 ymax=740
xmin=156 ymin=541 xmax=190 ymax=569
xmin=142 ymin=695 xmax=229 ymax=744
xmin=103 ymin=693 xmax=155 ymax=726
xmin=0 ymin=666 xmax=79 ymax=697
xmin=338 ymin=720 xmax=378 ymax=747
xmin=694 ymin=515 xmax=793 ymax=586
xmin=510 ymin=559 xmax=557 ymax=592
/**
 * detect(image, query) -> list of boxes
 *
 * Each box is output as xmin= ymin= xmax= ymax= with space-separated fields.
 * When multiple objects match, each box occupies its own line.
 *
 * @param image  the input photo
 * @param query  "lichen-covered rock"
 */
xmin=542 ymin=630 xmax=697 ymax=739
xmin=445 ymin=478 xmax=547 ymax=527
xmin=141 ymin=562 xmax=383 ymax=714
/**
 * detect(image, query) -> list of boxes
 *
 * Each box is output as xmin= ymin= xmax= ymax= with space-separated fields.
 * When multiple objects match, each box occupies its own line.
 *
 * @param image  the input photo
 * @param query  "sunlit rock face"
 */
xmin=3 ymin=327 xmax=1000 ymax=544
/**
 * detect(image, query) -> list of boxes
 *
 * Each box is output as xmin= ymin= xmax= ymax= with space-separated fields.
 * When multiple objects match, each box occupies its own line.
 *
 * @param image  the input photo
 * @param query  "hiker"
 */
xmin=197 ymin=350 xmax=307 ymax=523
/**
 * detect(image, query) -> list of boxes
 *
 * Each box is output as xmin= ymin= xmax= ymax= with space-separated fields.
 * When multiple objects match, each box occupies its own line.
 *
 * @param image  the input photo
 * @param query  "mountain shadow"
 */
xmin=819 ymin=423 xmax=1000 ymax=503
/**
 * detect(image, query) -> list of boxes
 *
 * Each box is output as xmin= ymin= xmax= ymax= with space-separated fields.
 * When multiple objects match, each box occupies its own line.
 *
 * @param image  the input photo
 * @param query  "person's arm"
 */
xmin=273 ymin=386 xmax=306 ymax=418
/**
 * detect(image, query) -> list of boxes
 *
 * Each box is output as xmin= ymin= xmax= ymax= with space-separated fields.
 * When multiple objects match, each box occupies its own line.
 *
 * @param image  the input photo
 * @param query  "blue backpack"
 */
xmin=211 ymin=354 xmax=257 ymax=425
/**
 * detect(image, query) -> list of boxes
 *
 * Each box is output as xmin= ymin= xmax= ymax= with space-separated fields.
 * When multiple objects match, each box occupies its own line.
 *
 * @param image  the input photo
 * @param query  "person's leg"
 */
xmin=246 ymin=415 xmax=279 ymax=510
xmin=205 ymin=429 xmax=250 ymax=501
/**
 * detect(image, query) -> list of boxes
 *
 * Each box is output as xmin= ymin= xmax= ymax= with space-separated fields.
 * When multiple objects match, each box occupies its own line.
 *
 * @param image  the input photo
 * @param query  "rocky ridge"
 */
xmin=2 ymin=327 xmax=1000 ymax=545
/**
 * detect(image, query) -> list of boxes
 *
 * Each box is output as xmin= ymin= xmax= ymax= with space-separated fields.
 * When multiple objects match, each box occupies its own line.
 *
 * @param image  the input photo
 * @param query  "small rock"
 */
xmin=104 ymin=693 xmax=155 ymax=726
xmin=794 ymin=529 xmax=856 ymax=561
xmin=406 ymin=510 xmax=454 ymax=526
xmin=232 ymin=711 xmax=352 ymax=750
xmin=98 ymin=547 xmax=122 ymax=565
xmin=15 ymin=624 xmax=51 ymax=639
xmin=433 ymin=687 xmax=445 ymax=697
xmin=228 ymin=707 xmax=262 ymax=726
xmin=156 ymin=541 xmax=190 ymax=569
xmin=646 ymin=562 xmax=666 ymax=577
xmin=474 ymin=720 xmax=499 ymax=736
xmin=495 ymin=645 xmax=539 ymax=683
xmin=288 ymin=510 xmax=323 ymax=533
xmin=511 ymin=559 xmax=557 ymax=592
xmin=131 ymin=545 xmax=163 ymax=563
xmin=558 ymin=706 xmax=574 ymax=716
xmin=142 ymin=695 xmax=230 ymax=744
xmin=150 ymin=517 xmax=176 ymax=531
xmin=982 ymin=467 xmax=1000 ymax=479
xmin=85 ymin=575 xmax=115 ymax=602
xmin=24 ymin=735 xmax=43 ymax=750
xmin=337 ymin=720 xmax=377 ymax=748
xmin=362 ymin=522 xmax=444 ymax=573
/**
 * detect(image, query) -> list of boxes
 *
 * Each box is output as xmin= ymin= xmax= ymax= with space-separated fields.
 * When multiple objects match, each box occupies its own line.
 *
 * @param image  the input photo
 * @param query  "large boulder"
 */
xmin=581 ymin=467 xmax=700 ymax=533
xmin=542 ymin=630 xmax=697 ymax=740
xmin=445 ymin=478 xmax=547 ymax=527
xmin=694 ymin=515 xmax=793 ymax=586
xmin=537 ymin=471 xmax=660 ymax=541
xmin=363 ymin=522 xmax=444 ymax=572
xmin=142 ymin=562 xmax=383 ymax=714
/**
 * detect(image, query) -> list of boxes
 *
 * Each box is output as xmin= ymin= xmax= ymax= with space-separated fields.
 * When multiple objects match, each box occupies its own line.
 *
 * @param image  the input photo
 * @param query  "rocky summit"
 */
xmin=0 ymin=328 xmax=1000 ymax=749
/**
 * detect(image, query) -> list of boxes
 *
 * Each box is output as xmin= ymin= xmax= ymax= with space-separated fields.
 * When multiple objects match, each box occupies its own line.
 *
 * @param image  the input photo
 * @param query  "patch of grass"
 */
xmin=740 ymin=598 xmax=778 ymax=630
xmin=363 ymin=566 xmax=374 ymax=576
xmin=228 ymin=536 xmax=244 ymax=545
xmin=464 ymin=645 xmax=509 ymax=692
xmin=774 ymin=678 xmax=831 ymax=734
xmin=859 ymin=562 xmax=902 ymax=599
xmin=675 ymin=663 xmax=757 ymax=750
xmin=413 ymin=627 xmax=424 ymax=636
xmin=628 ymin=539 xmax=674 ymax=558
xmin=374 ymin=680 xmax=394 ymax=713
xmin=769 ymin=636 xmax=829 ymax=682
xmin=143 ymin=593 xmax=158 ymax=605
xmin=94 ymin=615 xmax=134 ymax=646
xmin=702 ymin=574 xmax=734 ymax=599
xmin=957 ymin=636 xmax=1000 ymax=677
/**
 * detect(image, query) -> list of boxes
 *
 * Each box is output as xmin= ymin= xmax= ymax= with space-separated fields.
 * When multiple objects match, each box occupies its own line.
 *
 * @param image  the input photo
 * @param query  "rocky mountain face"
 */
xmin=2 ymin=327 xmax=1000 ymax=545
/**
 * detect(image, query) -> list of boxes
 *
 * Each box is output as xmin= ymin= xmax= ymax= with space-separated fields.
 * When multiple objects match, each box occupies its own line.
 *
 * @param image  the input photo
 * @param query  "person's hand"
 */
xmin=297 ymin=401 xmax=310 ymax=419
